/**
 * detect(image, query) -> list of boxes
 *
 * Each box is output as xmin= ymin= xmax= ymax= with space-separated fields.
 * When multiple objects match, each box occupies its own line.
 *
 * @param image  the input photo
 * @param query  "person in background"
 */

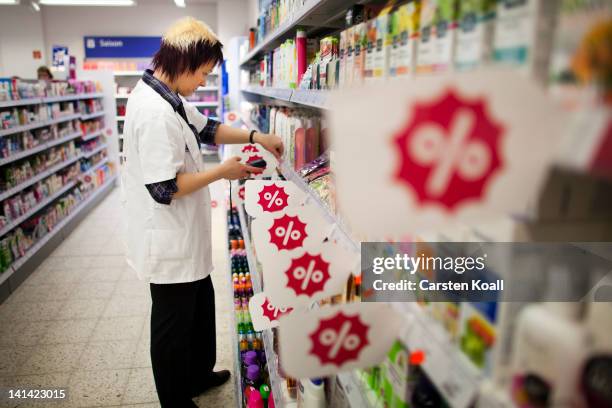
xmin=37 ymin=66 xmax=53 ymax=80
xmin=120 ymin=17 xmax=283 ymax=408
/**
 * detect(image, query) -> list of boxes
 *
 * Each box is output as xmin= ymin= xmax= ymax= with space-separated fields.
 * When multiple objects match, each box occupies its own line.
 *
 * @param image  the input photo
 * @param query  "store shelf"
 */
xmin=0 ymin=93 xmax=104 ymax=109
xmin=236 ymin=202 xmax=294 ymax=408
xmin=392 ymin=303 xmax=482 ymax=408
xmin=82 ymin=144 xmax=108 ymax=159
xmin=1 ymin=174 xmax=117 ymax=285
xmin=0 ymin=155 xmax=82 ymax=202
xmin=226 ymin=223 xmax=244 ymax=408
xmin=0 ymin=97 xmax=43 ymax=109
xmin=114 ymin=71 xmax=144 ymax=77
xmin=80 ymin=111 xmax=105 ymax=121
xmin=189 ymin=101 xmax=219 ymax=107
xmin=0 ymin=113 xmax=81 ymax=138
xmin=116 ymin=116 xmax=125 ymax=121
xmin=82 ymin=129 xmax=105 ymax=142
xmin=0 ymin=180 xmax=77 ymax=238
xmin=278 ymin=163 xmax=359 ymax=253
xmin=242 ymin=87 xmax=329 ymax=110
xmin=81 ymin=158 xmax=109 ymax=177
xmin=0 ymin=131 xmax=82 ymax=167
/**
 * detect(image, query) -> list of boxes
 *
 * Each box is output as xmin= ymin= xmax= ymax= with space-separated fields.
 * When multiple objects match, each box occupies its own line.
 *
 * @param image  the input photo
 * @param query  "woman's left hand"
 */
xmin=255 ymin=133 xmax=284 ymax=161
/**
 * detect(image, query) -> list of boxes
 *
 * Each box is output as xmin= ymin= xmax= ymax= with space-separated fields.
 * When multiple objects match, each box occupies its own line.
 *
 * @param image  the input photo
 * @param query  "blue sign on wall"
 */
xmin=84 ymin=36 xmax=161 ymax=58
xmin=52 ymin=45 xmax=69 ymax=68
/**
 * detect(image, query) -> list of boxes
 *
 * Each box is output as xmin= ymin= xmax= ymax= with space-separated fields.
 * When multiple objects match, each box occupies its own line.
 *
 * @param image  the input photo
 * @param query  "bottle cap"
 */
xmin=310 ymin=378 xmax=323 ymax=386
xmin=409 ymin=350 xmax=425 ymax=365
xmin=259 ymin=384 xmax=270 ymax=399
xmin=247 ymin=364 xmax=260 ymax=380
xmin=244 ymin=350 xmax=258 ymax=365
xmin=247 ymin=390 xmax=263 ymax=408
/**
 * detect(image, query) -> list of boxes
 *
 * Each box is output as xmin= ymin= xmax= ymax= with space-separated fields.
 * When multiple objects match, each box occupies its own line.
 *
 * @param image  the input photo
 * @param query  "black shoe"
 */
xmin=191 ymin=370 xmax=231 ymax=398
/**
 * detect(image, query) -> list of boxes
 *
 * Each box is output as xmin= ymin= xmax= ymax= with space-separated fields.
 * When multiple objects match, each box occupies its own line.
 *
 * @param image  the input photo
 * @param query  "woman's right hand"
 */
xmin=219 ymin=156 xmax=262 ymax=180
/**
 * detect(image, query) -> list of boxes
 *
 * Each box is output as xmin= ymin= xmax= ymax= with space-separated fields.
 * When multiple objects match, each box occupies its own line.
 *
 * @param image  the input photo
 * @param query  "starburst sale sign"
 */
xmin=244 ymin=180 xmax=307 ymax=218
xmin=251 ymin=205 xmax=331 ymax=269
xmin=248 ymin=292 xmax=300 ymax=330
xmin=328 ymin=69 xmax=567 ymax=237
xmin=279 ymin=303 xmax=402 ymax=378
xmin=261 ymin=242 xmax=356 ymax=308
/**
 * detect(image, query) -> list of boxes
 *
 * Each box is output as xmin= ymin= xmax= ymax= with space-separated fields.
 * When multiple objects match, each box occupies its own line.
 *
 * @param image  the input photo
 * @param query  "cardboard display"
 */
xmin=279 ymin=303 xmax=402 ymax=378
xmin=261 ymin=242 xmax=356 ymax=307
xmin=329 ymin=69 xmax=567 ymax=238
xmin=244 ymin=180 xmax=308 ymax=218
xmin=248 ymin=292 xmax=302 ymax=330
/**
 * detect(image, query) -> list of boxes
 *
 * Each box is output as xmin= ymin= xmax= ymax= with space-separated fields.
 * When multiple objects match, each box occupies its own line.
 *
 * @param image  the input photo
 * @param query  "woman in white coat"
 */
xmin=120 ymin=17 xmax=283 ymax=408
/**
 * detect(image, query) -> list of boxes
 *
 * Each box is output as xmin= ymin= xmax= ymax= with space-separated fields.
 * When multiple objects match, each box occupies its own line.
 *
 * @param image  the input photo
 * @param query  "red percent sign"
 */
xmin=269 ymin=214 xmax=308 ymax=250
xmin=238 ymin=186 xmax=246 ymax=200
xmin=309 ymin=312 xmax=370 ymax=366
xmin=257 ymin=184 xmax=289 ymax=212
xmin=393 ymin=89 xmax=504 ymax=210
xmin=247 ymin=155 xmax=264 ymax=166
xmin=242 ymin=145 xmax=260 ymax=153
xmin=285 ymin=252 xmax=330 ymax=297
xmin=261 ymin=297 xmax=293 ymax=322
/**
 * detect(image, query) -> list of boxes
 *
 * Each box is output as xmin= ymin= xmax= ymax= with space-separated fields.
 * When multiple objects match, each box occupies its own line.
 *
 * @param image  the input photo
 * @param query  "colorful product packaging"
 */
xmin=454 ymin=0 xmax=497 ymax=71
xmin=493 ymin=0 xmax=561 ymax=84
xmin=417 ymin=0 xmax=458 ymax=73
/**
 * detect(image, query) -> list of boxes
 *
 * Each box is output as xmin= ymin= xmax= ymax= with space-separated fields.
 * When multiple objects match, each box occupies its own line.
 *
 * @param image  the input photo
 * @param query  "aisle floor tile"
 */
xmin=67 ymin=369 xmax=130 ymax=407
xmin=7 ymin=283 xmax=75 ymax=304
xmin=69 ymin=282 xmax=117 ymax=301
xmin=0 ymin=320 xmax=53 ymax=348
xmin=0 ymin=372 xmax=71 ymax=408
xmin=121 ymin=368 xmax=159 ymax=405
xmin=18 ymin=343 xmax=86 ymax=375
xmin=81 ymin=267 xmax=124 ymax=283
xmin=130 ymin=337 xmax=151 ymax=369
xmin=0 ymin=346 xmax=34 ymax=376
xmin=102 ymin=296 xmax=150 ymax=318
xmin=114 ymin=281 xmax=149 ymax=299
xmin=39 ymin=318 xmax=98 ymax=345
xmin=77 ymin=340 xmax=138 ymax=371
xmin=90 ymin=316 xmax=145 ymax=342
xmin=0 ymin=300 xmax=64 ymax=323
xmin=57 ymin=298 xmax=109 ymax=320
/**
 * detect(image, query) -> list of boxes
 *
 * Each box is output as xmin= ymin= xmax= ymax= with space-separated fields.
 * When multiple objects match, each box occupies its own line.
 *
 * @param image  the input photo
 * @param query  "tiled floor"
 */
xmin=0 ymin=180 xmax=236 ymax=407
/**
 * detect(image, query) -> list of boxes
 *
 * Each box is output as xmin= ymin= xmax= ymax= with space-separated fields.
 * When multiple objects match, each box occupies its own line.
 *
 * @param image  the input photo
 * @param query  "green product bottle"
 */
xmin=259 ymin=384 xmax=271 ymax=408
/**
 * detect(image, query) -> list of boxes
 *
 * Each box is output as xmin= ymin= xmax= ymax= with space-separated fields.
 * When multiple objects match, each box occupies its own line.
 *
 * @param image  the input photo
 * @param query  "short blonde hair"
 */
xmin=152 ymin=16 xmax=223 ymax=81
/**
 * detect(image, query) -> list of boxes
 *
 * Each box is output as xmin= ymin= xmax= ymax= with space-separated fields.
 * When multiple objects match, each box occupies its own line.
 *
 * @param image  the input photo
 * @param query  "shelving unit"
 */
xmin=0 ymin=155 xmax=81 ymax=202
xmin=82 ymin=143 xmax=108 ymax=159
xmin=0 ymin=175 xmax=117 ymax=287
xmin=242 ymin=87 xmax=329 ymax=110
xmin=235 ymin=199 xmax=297 ymax=408
xmin=226 ymin=220 xmax=244 ymax=408
xmin=0 ymin=131 xmax=82 ymax=166
xmin=0 ymin=79 xmax=117 ymax=302
xmin=0 ymin=92 xmax=104 ymax=109
xmin=0 ymin=113 xmax=81 ymax=138
xmin=81 ymin=111 xmax=106 ymax=121
xmin=81 ymin=158 xmax=109 ymax=177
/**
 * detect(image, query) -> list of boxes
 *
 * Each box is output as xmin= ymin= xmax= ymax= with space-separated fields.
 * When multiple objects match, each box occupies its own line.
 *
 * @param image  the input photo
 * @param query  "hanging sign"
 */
xmin=244 ymin=180 xmax=307 ymax=218
xmin=261 ymin=242 xmax=356 ymax=308
xmin=279 ymin=303 xmax=402 ymax=378
xmin=84 ymin=36 xmax=161 ymax=58
xmin=248 ymin=292 xmax=303 ymax=330
xmin=329 ymin=69 xmax=566 ymax=238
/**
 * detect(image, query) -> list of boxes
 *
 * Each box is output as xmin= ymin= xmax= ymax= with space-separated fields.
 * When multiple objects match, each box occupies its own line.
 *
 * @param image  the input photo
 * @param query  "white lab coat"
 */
xmin=120 ymin=80 xmax=213 ymax=284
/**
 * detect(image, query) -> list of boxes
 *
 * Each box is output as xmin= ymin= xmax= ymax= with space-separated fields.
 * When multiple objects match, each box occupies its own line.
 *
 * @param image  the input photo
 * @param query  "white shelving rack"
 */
xmin=0 ymin=72 xmax=118 ymax=302
xmin=113 ymin=70 xmax=221 ymax=164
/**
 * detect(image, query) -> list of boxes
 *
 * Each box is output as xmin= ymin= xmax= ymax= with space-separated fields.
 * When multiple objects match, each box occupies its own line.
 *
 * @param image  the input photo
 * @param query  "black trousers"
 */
xmin=150 ymin=276 xmax=216 ymax=408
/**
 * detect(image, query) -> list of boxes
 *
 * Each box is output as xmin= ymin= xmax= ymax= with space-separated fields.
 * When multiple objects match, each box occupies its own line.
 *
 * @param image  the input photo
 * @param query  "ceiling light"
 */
xmin=31 ymin=1 xmax=40 ymax=11
xmin=0 ymin=0 xmax=20 ymax=5
xmin=39 ymin=0 xmax=135 ymax=5
xmin=174 ymin=0 xmax=185 ymax=7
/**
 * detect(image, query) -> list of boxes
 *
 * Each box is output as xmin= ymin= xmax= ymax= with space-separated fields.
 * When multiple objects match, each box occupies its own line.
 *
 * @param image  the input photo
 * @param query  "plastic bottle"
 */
xmin=259 ymin=384 xmax=271 ymax=408
xmin=245 ymin=364 xmax=262 ymax=390
xmin=247 ymin=390 xmax=264 ymax=408
xmin=296 ymin=29 xmax=308 ymax=84
xmin=510 ymin=263 xmax=588 ymax=407
xmin=242 ymin=350 xmax=259 ymax=378
xmin=297 ymin=378 xmax=325 ymax=408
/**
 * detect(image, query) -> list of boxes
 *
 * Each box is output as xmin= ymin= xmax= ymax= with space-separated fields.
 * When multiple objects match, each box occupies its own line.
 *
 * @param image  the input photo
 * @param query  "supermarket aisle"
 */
xmin=0 ymin=178 xmax=236 ymax=407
